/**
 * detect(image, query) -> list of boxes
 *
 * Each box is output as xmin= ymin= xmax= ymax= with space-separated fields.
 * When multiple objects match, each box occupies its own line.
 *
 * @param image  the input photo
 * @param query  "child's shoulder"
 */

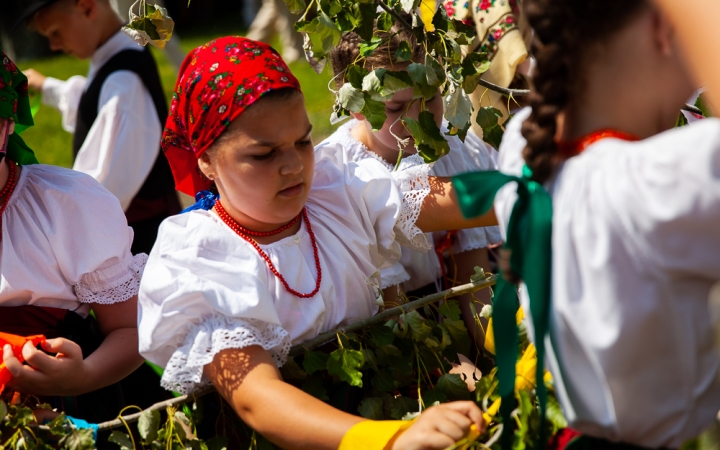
xmin=316 ymin=119 xmax=392 ymax=168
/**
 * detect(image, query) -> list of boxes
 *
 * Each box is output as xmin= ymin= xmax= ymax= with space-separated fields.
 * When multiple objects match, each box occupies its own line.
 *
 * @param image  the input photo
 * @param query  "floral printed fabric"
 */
xmin=0 ymin=51 xmax=38 ymax=165
xmin=162 ymin=37 xmax=301 ymax=196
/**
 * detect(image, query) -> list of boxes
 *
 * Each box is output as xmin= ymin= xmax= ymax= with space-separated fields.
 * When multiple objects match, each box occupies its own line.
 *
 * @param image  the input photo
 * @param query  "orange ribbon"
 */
xmin=0 ymin=332 xmax=46 ymax=393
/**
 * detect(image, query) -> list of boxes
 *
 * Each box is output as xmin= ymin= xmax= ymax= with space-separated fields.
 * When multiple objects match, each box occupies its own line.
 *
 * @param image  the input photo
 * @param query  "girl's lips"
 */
xmin=278 ymin=182 xmax=304 ymax=198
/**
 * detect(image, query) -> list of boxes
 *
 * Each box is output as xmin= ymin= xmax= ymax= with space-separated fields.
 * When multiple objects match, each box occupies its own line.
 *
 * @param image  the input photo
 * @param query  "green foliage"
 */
xmin=287 ymin=0 xmax=504 ymax=162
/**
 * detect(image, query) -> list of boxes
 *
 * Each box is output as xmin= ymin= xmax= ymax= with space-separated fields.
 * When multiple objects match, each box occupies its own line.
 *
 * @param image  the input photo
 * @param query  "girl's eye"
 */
xmin=297 ymin=139 xmax=312 ymax=147
xmin=386 ymin=104 xmax=404 ymax=113
xmin=252 ymin=149 xmax=275 ymax=160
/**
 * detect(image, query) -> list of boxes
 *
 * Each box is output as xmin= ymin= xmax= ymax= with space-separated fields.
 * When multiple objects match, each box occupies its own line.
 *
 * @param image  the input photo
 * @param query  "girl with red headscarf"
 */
xmin=138 ymin=37 xmax=495 ymax=449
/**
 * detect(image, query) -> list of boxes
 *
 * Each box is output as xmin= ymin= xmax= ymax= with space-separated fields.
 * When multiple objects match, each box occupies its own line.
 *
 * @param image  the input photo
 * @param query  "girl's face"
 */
xmin=357 ymin=87 xmax=443 ymax=161
xmin=199 ymin=92 xmax=314 ymax=231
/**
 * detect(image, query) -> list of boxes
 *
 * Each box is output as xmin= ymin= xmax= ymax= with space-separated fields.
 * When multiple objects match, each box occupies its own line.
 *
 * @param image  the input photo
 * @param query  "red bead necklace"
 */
xmin=0 ymin=160 xmax=19 ymax=242
xmin=214 ymin=200 xmax=322 ymax=298
xmin=558 ymin=129 xmax=639 ymax=159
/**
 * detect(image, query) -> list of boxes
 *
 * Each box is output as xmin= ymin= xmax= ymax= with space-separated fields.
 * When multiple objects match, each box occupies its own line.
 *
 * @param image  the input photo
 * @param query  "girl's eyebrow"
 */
xmin=249 ymin=125 xmax=313 ymax=147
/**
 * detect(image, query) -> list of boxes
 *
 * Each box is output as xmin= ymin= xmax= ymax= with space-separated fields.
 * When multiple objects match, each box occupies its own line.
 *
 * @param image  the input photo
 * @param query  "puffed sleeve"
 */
xmin=14 ymin=165 xmax=144 ymax=305
xmin=138 ymin=212 xmax=291 ymax=394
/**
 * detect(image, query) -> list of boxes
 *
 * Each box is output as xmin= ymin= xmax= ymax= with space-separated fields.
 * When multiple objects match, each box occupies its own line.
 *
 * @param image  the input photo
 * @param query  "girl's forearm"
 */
xmin=416 ymin=177 xmax=498 ymax=233
xmin=206 ymin=347 xmax=363 ymax=450
xmin=82 ymin=327 xmax=144 ymax=393
xmin=653 ymin=0 xmax=720 ymax=109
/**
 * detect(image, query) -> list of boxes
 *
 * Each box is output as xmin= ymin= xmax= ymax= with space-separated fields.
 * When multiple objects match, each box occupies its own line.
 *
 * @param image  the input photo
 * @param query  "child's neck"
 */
xmin=212 ymin=201 xmax=303 ymax=245
xmin=0 ymin=159 xmax=8 ymax=196
xmin=93 ymin=12 xmax=124 ymax=55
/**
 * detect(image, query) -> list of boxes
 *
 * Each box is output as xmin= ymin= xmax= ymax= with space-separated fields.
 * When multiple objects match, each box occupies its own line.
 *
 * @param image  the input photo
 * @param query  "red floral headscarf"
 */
xmin=162 ymin=36 xmax=302 ymax=196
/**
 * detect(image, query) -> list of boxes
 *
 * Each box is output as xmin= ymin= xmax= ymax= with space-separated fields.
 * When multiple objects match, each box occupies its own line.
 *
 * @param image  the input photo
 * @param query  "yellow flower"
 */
xmin=483 ymin=307 xmax=524 ymax=355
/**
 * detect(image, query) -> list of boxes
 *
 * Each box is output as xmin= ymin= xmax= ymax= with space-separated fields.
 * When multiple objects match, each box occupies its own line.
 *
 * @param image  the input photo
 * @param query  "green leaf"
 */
xmin=303 ymin=351 xmax=330 ymax=375
xmin=282 ymin=0 xmax=307 ymax=14
xmin=346 ymin=65 xmax=369 ymax=89
xmin=382 ymin=71 xmax=413 ymax=96
xmin=475 ymin=106 xmax=503 ymax=130
xmin=431 ymin=5 xmax=449 ymax=32
xmin=355 ymin=3 xmax=377 ymax=42
xmin=0 ymin=399 xmax=6 ymax=422
xmin=377 ymin=12 xmax=394 ymax=31
xmin=390 ymin=396 xmax=418 ymax=419
xmin=436 ymin=373 xmax=471 ymax=401
xmin=422 ymin=389 xmax=448 ymax=407
xmin=301 ymin=376 xmax=330 ymax=401
xmin=60 ymin=428 xmax=96 ymax=450
xmin=362 ymin=68 xmax=387 ymax=98
xmin=425 ymin=54 xmax=447 ymax=87
xmin=395 ymin=41 xmax=413 ymax=62
xmin=319 ymin=0 xmax=342 ymax=17
xmin=7 ymin=405 xmax=34 ymax=428
xmin=361 ymin=93 xmax=387 ymax=130
xmin=441 ymin=318 xmax=471 ymax=357
xmin=358 ymin=397 xmax=384 ymax=420
xmin=327 ymin=348 xmax=365 ymax=387
xmin=126 ymin=17 xmax=161 ymax=40
xmin=295 ymin=13 xmax=342 ymax=59
xmin=338 ymin=83 xmax=366 ymax=113
xmin=138 ymin=409 xmax=161 ymax=442
xmin=547 ymin=393 xmax=569 ymax=430
xmin=280 ymin=356 xmax=308 ymax=380
xmin=483 ymin=124 xmax=504 ymax=149
xmin=438 ymin=300 xmax=462 ymax=320
xmin=375 ymin=344 xmax=403 ymax=365
xmin=444 ymin=84 xmax=473 ymax=129
xmin=206 ymin=435 xmax=229 ymax=450
xmin=696 ymin=94 xmax=714 ymax=117
xmin=404 ymin=110 xmax=451 ymax=162
xmin=368 ymin=324 xmax=395 ymax=347
xmin=46 ymin=413 xmax=68 ymax=436
xmin=405 ymin=310 xmax=433 ymax=342
xmin=372 ymin=370 xmax=396 ymax=392
xmin=361 ymin=347 xmax=378 ymax=371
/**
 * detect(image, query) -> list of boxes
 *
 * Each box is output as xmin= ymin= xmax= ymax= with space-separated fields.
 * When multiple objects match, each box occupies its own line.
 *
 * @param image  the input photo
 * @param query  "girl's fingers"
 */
xmin=2 ymin=344 xmax=24 ymax=376
xmin=441 ymin=401 xmax=485 ymax=431
xmin=41 ymin=338 xmax=82 ymax=358
xmin=431 ymin=414 xmax=469 ymax=442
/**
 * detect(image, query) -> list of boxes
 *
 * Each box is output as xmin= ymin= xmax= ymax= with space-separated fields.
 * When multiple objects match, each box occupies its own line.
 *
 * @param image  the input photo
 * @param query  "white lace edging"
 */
xmin=74 ymin=253 xmax=148 ymax=304
xmin=379 ymin=263 xmax=412 ymax=289
xmin=392 ymin=164 xmax=433 ymax=252
xmin=160 ymin=316 xmax=291 ymax=394
xmin=445 ymin=226 xmax=504 ymax=254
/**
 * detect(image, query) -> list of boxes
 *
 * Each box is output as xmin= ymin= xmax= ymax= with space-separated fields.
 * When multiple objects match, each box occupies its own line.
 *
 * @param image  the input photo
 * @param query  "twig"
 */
xmin=289 ymin=274 xmax=497 ymax=357
xmin=477 ymin=78 xmax=530 ymax=97
xmin=375 ymin=0 xmax=414 ymax=33
xmin=682 ymin=103 xmax=703 ymax=116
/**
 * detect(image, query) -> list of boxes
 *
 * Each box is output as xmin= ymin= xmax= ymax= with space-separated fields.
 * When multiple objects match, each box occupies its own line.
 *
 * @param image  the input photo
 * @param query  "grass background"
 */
xmin=17 ymin=32 xmax=339 ymax=168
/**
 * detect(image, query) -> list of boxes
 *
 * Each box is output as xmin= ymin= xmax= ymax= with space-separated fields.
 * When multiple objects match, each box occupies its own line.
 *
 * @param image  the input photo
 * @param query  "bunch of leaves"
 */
xmin=108 ymin=404 xmax=227 ymax=450
xmin=122 ymin=1 xmax=175 ymax=49
xmin=287 ymin=0 xmax=504 ymax=162
xmin=0 ymin=400 xmax=94 ymax=450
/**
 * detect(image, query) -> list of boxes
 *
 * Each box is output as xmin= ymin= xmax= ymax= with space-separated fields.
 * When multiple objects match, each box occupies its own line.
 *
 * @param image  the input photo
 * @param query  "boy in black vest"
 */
xmin=19 ymin=0 xmax=180 ymax=256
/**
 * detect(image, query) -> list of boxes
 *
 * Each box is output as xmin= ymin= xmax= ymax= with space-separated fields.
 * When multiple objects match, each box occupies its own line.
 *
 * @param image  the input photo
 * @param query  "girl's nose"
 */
xmin=279 ymin=147 xmax=304 ymax=176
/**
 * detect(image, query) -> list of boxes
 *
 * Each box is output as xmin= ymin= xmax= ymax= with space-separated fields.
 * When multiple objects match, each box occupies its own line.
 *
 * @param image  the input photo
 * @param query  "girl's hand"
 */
xmin=391 ymin=401 xmax=485 ymax=450
xmin=3 ymin=338 xmax=87 ymax=396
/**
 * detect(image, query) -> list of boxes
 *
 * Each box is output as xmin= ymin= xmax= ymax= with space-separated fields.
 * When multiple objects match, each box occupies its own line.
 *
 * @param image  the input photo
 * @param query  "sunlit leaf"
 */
xmin=339 ymin=83 xmax=366 ymax=112
xmin=327 ymin=348 xmax=365 ymax=387
xmin=444 ymin=83 xmax=473 ymax=129
xmin=138 ymin=409 xmax=161 ymax=442
xmin=60 ymin=428 xmax=95 ymax=450
xmin=438 ymin=300 xmax=462 ymax=320
xmin=395 ymin=40 xmax=413 ymax=62
xmin=405 ymin=310 xmax=433 ymax=342
xmin=283 ymin=0 xmax=307 ymax=14
xmin=377 ymin=12 xmax=394 ymax=31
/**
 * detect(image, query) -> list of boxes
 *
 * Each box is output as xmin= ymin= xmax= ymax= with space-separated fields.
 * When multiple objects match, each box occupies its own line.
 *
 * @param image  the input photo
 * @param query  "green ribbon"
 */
xmin=1 ymin=50 xmax=39 ymax=165
xmin=453 ymin=168 xmax=553 ymax=449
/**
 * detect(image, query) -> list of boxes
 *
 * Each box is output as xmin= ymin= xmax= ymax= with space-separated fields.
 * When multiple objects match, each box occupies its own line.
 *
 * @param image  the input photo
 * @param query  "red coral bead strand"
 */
xmin=214 ymin=200 xmax=322 ymax=299
xmin=0 ymin=160 xmax=19 ymax=242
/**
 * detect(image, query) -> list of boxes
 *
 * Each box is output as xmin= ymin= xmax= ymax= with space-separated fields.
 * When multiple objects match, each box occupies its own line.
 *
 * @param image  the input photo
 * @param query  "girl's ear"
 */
xmin=350 ymin=111 xmax=366 ymax=121
xmin=197 ymin=151 xmax=216 ymax=181
xmin=653 ymin=8 xmax=675 ymax=56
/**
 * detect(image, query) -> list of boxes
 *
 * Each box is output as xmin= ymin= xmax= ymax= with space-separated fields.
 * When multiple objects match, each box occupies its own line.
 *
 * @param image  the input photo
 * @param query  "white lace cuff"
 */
xmin=74 ymin=253 xmax=147 ymax=304
xmin=380 ymin=263 xmax=412 ymax=289
xmin=450 ymin=226 xmax=503 ymax=254
xmin=392 ymin=164 xmax=433 ymax=252
xmin=160 ymin=316 xmax=291 ymax=394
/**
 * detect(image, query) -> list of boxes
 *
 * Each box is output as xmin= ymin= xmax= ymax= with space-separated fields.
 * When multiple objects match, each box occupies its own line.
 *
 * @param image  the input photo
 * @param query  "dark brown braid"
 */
xmin=330 ymin=15 xmax=425 ymax=87
xmin=520 ymin=0 xmax=648 ymax=184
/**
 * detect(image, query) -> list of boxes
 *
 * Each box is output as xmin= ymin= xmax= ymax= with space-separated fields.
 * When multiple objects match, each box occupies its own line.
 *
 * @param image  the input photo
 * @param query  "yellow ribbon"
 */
xmin=339 ymin=420 xmax=416 ymax=450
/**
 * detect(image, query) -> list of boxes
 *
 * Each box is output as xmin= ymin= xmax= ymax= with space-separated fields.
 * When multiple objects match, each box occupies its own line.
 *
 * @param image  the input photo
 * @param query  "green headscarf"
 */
xmin=1 ymin=51 xmax=39 ymax=165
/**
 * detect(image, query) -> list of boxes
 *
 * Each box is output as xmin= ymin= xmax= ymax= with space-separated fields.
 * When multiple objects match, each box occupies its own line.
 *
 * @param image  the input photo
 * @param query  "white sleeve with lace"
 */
xmin=391 ymin=163 xmax=434 ymax=252
xmin=160 ymin=315 xmax=291 ymax=394
xmin=74 ymin=253 xmax=147 ymax=304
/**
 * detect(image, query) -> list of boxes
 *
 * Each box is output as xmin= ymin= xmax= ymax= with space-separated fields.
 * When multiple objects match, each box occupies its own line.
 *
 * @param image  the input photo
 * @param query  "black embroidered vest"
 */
xmin=73 ymin=48 xmax=179 ymax=224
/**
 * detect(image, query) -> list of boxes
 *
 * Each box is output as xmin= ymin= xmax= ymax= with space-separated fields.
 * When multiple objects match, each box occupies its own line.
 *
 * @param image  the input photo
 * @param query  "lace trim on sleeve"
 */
xmin=160 ymin=316 xmax=291 ymax=395
xmin=379 ymin=263 xmax=412 ymax=289
xmin=74 ymin=253 xmax=148 ymax=304
xmin=392 ymin=164 xmax=433 ymax=252
xmin=450 ymin=226 xmax=503 ymax=254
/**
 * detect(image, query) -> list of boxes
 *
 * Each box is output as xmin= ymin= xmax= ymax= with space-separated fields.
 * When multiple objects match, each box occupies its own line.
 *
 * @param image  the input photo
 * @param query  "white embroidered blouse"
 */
xmin=0 ymin=164 xmax=145 ymax=317
xmin=138 ymin=153 xmax=433 ymax=394
xmin=496 ymin=108 xmax=720 ymax=448
xmin=315 ymin=119 xmax=502 ymax=291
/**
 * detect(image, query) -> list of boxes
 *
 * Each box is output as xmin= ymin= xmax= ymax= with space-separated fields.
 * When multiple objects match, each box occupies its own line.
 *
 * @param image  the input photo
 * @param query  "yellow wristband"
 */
xmin=338 ymin=419 xmax=416 ymax=450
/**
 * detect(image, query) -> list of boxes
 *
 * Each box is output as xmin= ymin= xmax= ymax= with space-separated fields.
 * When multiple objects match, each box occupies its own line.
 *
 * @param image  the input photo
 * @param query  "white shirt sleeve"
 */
xmin=72 ymin=71 xmax=162 ymax=211
xmin=41 ymin=76 xmax=87 ymax=133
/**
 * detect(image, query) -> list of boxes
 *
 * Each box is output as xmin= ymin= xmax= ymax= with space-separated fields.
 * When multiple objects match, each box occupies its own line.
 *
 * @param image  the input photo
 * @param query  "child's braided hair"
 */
xmin=521 ymin=0 xmax=648 ymax=184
